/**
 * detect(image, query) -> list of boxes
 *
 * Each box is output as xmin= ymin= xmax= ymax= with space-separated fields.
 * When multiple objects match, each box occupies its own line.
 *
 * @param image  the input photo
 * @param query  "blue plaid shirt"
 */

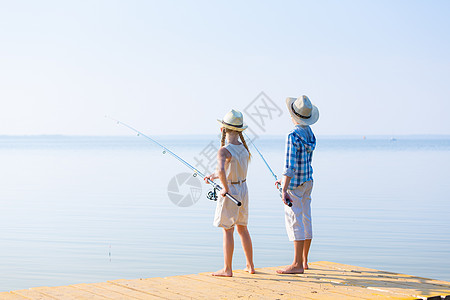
xmin=282 ymin=125 xmax=316 ymax=190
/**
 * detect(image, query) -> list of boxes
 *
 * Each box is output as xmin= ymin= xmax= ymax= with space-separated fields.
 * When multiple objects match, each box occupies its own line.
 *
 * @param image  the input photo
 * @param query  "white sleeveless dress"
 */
xmin=213 ymin=143 xmax=249 ymax=229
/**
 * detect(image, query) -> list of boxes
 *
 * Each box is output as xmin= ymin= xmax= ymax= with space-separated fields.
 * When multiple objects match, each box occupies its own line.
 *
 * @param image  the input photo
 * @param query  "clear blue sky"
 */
xmin=0 ymin=0 xmax=449 ymax=136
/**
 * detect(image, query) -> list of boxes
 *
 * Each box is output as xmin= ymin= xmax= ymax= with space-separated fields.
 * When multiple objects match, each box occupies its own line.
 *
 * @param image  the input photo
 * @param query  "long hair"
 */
xmin=220 ymin=128 xmax=227 ymax=148
xmin=238 ymin=131 xmax=252 ymax=161
xmin=220 ymin=128 xmax=251 ymax=161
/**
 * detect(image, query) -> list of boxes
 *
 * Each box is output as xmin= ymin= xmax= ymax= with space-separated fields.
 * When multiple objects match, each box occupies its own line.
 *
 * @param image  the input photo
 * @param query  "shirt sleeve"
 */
xmin=282 ymin=133 xmax=296 ymax=178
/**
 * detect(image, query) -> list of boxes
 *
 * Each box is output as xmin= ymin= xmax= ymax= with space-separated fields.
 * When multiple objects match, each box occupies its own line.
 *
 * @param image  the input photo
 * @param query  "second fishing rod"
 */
xmin=244 ymin=133 xmax=292 ymax=207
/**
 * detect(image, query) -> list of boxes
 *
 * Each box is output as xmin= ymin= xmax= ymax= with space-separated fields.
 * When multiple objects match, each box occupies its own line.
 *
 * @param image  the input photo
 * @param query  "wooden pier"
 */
xmin=2 ymin=261 xmax=450 ymax=299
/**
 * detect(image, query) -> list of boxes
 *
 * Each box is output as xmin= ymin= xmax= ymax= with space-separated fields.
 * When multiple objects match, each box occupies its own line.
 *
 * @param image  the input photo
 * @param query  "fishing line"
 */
xmin=106 ymin=116 xmax=241 ymax=206
xmin=244 ymin=133 xmax=292 ymax=207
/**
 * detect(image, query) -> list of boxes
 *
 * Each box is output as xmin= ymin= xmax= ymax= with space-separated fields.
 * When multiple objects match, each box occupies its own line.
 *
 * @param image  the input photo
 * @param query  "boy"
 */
xmin=275 ymin=95 xmax=319 ymax=274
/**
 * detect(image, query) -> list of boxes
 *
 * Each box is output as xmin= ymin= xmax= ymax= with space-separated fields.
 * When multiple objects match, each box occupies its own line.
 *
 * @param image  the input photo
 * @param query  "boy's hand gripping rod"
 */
xmin=244 ymin=134 xmax=292 ymax=207
xmin=106 ymin=116 xmax=241 ymax=206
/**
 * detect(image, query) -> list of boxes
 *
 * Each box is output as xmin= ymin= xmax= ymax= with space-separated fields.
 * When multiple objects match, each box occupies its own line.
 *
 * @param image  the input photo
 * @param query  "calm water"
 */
xmin=0 ymin=135 xmax=449 ymax=292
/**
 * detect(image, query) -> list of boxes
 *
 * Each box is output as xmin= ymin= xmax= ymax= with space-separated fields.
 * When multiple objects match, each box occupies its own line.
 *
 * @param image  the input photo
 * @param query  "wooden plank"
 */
xmin=186 ymin=272 xmax=316 ymax=299
xmin=12 ymin=288 xmax=57 ymax=300
xmin=0 ymin=292 xmax=29 ymax=300
xmin=127 ymin=277 xmax=209 ymax=299
xmin=33 ymin=286 xmax=110 ymax=300
xmin=74 ymin=282 xmax=157 ymax=300
xmin=109 ymin=278 xmax=189 ymax=299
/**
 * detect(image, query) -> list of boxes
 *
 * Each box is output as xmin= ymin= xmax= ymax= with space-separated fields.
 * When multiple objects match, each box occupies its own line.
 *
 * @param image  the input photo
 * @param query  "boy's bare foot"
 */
xmin=276 ymin=265 xmax=304 ymax=274
xmin=303 ymin=262 xmax=309 ymax=270
xmin=212 ymin=268 xmax=233 ymax=277
xmin=244 ymin=265 xmax=255 ymax=274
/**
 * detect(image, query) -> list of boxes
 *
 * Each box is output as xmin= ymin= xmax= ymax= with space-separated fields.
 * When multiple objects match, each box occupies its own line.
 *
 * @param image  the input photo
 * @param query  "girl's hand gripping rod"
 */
xmin=106 ymin=116 xmax=241 ymax=206
xmin=244 ymin=133 xmax=292 ymax=207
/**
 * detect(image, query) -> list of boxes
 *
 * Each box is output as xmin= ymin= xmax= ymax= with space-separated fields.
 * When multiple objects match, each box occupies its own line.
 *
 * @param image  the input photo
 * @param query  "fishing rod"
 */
xmin=106 ymin=116 xmax=241 ymax=206
xmin=244 ymin=133 xmax=292 ymax=207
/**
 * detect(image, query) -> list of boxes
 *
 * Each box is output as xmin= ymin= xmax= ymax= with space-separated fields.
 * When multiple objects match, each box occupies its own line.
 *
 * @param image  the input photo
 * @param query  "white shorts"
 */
xmin=213 ymin=183 xmax=248 ymax=229
xmin=285 ymin=180 xmax=313 ymax=241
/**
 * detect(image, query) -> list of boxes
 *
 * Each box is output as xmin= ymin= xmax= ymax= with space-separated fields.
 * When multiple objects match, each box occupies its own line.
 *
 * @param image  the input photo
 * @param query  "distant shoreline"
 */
xmin=1 ymin=134 xmax=450 ymax=139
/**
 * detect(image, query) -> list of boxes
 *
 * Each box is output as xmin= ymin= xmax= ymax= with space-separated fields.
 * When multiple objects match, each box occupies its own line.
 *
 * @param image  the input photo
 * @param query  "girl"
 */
xmin=204 ymin=109 xmax=255 ymax=277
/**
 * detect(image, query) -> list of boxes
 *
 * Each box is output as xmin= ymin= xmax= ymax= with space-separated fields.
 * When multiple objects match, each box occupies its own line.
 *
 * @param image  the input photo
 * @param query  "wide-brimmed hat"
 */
xmin=286 ymin=95 xmax=319 ymax=125
xmin=217 ymin=109 xmax=248 ymax=132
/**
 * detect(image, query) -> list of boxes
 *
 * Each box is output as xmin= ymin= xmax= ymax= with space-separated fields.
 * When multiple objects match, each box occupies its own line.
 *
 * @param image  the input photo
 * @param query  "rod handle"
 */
xmin=225 ymin=193 xmax=242 ymax=206
xmin=277 ymin=184 xmax=292 ymax=207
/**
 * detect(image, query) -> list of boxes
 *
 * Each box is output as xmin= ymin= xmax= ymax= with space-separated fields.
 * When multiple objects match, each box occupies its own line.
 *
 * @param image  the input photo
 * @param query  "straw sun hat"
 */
xmin=217 ymin=109 xmax=248 ymax=132
xmin=286 ymin=95 xmax=319 ymax=126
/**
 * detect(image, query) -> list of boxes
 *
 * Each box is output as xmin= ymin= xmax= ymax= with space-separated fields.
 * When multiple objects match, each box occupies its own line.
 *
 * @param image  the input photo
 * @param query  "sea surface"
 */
xmin=0 ymin=135 xmax=449 ymax=292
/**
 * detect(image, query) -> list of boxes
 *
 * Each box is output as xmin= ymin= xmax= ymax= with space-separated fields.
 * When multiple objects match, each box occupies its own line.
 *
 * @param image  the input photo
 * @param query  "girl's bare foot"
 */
xmin=212 ymin=268 xmax=233 ymax=277
xmin=276 ymin=264 xmax=304 ymax=274
xmin=244 ymin=265 xmax=255 ymax=274
xmin=303 ymin=262 xmax=309 ymax=270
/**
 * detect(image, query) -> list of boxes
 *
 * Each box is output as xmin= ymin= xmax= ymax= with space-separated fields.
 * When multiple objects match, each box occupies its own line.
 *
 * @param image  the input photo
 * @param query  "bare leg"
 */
xmin=277 ymin=240 xmax=305 ymax=274
xmin=236 ymin=225 xmax=255 ymax=274
xmin=212 ymin=227 xmax=234 ymax=277
xmin=303 ymin=239 xmax=311 ymax=269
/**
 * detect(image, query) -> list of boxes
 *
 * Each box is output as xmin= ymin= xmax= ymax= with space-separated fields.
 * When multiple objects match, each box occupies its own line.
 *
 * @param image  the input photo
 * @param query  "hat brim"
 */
xmin=217 ymin=120 xmax=248 ymax=131
xmin=285 ymin=97 xmax=319 ymax=126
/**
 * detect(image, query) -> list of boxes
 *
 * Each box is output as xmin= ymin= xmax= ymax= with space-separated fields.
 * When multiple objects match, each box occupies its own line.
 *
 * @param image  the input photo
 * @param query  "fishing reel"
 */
xmin=207 ymin=187 xmax=219 ymax=201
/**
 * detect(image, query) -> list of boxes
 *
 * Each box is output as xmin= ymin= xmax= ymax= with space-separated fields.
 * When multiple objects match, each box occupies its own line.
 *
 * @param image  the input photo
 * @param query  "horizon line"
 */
xmin=1 ymin=134 xmax=450 ymax=138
